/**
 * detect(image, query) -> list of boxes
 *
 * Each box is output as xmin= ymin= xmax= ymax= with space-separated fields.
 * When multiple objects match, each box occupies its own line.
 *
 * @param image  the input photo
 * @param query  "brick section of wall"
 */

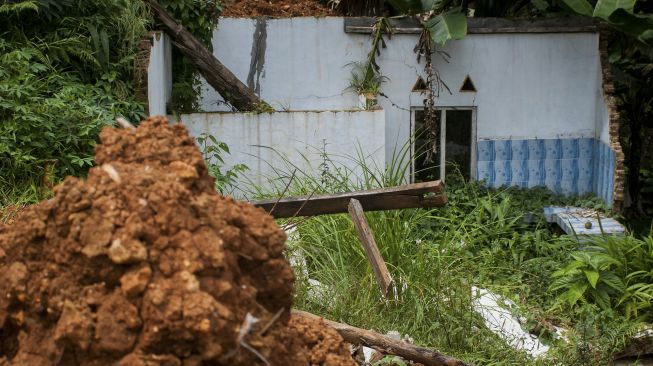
xmin=133 ymin=34 xmax=154 ymax=115
xmin=599 ymin=28 xmax=625 ymax=211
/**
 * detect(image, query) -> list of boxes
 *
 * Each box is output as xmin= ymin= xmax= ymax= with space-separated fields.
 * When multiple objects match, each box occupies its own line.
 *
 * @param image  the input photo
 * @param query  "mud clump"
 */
xmin=0 ymin=116 xmax=356 ymax=366
xmin=222 ymin=0 xmax=332 ymax=17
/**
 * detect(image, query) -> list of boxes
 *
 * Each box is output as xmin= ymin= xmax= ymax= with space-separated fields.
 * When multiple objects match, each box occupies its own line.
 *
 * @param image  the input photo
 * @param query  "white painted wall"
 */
xmin=148 ymin=31 xmax=173 ymax=116
xmin=197 ymin=17 xmax=606 ymax=163
xmin=179 ymin=110 xmax=386 ymax=198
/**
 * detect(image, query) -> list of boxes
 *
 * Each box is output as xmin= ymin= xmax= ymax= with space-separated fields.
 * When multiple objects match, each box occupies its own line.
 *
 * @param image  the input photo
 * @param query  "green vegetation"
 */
xmin=254 ymin=154 xmax=652 ymax=365
xmin=552 ymin=235 xmax=653 ymax=319
xmin=0 ymin=0 xmax=148 ymax=199
xmin=0 ymin=0 xmax=223 ymax=201
xmin=196 ymin=133 xmax=249 ymax=194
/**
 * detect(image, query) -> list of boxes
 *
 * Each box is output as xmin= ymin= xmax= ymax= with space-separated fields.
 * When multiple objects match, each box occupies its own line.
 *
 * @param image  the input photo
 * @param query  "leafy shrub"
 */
xmin=196 ymin=133 xmax=248 ymax=194
xmin=0 ymin=1 xmax=147 ymax=189
xmin=550 ymin=234 xmax=653 ymax=320
xmin=0 ymin=39 xmax=144 ymax=185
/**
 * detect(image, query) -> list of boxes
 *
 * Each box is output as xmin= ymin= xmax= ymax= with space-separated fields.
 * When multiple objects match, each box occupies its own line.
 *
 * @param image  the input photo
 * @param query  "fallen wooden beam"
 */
xmin=251 ymin=181 xmax=446 ymax=219
xmin=144 ymin=0 xmax=268 ymax=111
xmin=348 ymin=198 xmax=393 ymax=296
xmin=292 ymin=310 xmax=474 ymax=366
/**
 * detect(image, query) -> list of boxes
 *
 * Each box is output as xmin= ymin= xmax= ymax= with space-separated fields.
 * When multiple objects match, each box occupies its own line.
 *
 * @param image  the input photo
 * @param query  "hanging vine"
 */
xmin=414 ymin=25 xmax=452 ymax=164
xmin=354 ymin=4 xmax=466 ymax=158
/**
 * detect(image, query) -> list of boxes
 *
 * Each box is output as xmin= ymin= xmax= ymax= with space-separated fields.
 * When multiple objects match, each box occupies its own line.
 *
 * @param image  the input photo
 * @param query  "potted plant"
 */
xmin=347 ymin=61 xmax=388 ymax=110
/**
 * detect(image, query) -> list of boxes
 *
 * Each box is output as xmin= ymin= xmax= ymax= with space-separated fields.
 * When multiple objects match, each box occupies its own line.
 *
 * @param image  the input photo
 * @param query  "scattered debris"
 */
xmin=222 ymin=0 xmax=333 ymax=18
xmin=471 ymin=287 xmax=565 ymax=358
xmin=260 ymin=182 xmax=447 ymax=297
xmin=146 ymin=0 xmax=268 ymax=111
xmin=252 ymin=180 xmax=447 ymax=219
xmin=614 ymin=327 xmax=653 ymax=362
xmin=543 ymin=206 xmax=626 ymax=236
xmin=349 ymin=198 xmax=394 ymax=296
xmin=0 ymin=116 xmax=356 ymax=365
xmin=294 ymin=310 xmax=474 ymax=366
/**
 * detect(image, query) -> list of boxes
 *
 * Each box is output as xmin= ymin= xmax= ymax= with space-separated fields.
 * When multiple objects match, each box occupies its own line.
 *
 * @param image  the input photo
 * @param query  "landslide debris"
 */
xmin=222 ymin=0 xmax=333 ymax=17
xmin=0 ymin=116 xmax=355 ymax=366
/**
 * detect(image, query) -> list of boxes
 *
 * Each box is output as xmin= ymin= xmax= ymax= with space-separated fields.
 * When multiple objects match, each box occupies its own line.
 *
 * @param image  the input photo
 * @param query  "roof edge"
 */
xmin=344 ymin=16 xmax=597 ymax=34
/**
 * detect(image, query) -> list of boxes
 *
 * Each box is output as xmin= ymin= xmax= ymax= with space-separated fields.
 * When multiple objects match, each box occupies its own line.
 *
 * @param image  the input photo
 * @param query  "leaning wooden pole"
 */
xmin=348 ymin=198 xmax=393 ymax=296
xmin=144 ymin=0 xmax=268 ymax=111
xmin=292 ymin=310 xmax=475 ymax=366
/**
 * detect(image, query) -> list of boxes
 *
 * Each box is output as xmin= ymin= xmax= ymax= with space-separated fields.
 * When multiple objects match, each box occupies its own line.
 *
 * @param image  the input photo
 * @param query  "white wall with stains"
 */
xmin=178 ymin=110 xmax=386 ymax=198
xmin=194 ymin=17 xmax=608 ymax=164
xmin=147 ymin=18 xmax=616 ymax=202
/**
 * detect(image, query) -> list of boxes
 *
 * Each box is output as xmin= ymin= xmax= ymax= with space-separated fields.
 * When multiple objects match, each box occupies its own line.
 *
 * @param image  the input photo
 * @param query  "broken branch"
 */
xmin=292 ymin=310 xmax=475 ymax=366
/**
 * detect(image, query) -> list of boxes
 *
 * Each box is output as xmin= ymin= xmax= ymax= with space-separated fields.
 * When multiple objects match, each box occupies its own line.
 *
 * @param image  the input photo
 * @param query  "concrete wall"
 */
xmin=148 ymin=17 xmax=616 ymax=204
xmin=201 ymin=18 xmax=603 ymax=145
xmin=179 ymin=110 xmax=385 ymax=197
xmin=148 ymin=31 xmax=173 ymax=116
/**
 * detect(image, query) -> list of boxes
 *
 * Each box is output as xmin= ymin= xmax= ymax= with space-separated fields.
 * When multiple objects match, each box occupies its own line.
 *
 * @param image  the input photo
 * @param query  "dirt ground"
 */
xmin=222 ymin=0 xmax=333 ymax=17
xmin=0 ymin=116 xmax=356 ymax=366
xmin=0 ymin=205 xmax=25 ymax=225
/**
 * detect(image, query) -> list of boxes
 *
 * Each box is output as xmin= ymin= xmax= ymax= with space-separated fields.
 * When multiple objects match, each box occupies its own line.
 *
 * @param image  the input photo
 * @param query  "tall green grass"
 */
xmin=247 ymin=148 xmax=651 ymax=365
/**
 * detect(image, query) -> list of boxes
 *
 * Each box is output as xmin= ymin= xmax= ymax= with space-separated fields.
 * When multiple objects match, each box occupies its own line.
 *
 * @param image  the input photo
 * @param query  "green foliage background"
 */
xmin=0 ymin=0 xmax=148 ymax=188
xmin=0 ymin=0 xmax=222 ymax=196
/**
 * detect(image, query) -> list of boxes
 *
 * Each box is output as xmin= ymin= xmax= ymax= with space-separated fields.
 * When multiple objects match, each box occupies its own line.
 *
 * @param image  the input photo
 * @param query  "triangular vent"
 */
xmin=411 ymin=76 xmax=428 ymax=92
xmin=459 ymin=75 xmax=477 ymax=92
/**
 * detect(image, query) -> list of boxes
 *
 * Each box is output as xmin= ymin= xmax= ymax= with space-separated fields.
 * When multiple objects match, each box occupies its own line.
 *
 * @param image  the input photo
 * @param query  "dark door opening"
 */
xmin=413 ymin=108 xmax=474 ymax=182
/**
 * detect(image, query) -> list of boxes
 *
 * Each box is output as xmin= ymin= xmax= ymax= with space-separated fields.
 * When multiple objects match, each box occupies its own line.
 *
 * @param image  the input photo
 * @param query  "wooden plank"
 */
xmin=348 ymin=198 xmax=393 ymax=296
xmin=344 ymin=16 xmax=597 ymax=35
xmin=292 ymin=310 xmax=475 ymax=366
xmin=251 ymin=181 xmax=446 ymax=218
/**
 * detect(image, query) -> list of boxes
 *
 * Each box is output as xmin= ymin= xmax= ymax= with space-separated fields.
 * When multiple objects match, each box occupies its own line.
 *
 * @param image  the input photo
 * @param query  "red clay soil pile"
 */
xmin=222 ymin=0 xmax=333 ymax=17
xmin=0 ymin=116 xmax=356 ymax=366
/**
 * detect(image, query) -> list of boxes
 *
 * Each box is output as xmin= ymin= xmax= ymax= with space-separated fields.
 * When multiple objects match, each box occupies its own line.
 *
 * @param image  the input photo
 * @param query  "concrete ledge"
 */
xmin=344 ymin=17 xmax=597 ymax=34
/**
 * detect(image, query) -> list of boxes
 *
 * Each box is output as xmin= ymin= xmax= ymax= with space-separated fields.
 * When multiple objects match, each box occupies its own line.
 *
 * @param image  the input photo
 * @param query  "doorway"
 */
xmin=411 ymin=108 xmax=476 ymax=182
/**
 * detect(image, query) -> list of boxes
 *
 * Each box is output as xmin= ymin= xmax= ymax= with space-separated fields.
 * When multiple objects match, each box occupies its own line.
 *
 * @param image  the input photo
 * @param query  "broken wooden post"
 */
xmin=252 ymin=181 xmax=447 ymax=219
xmin=144 ymin=0 xmax=269 ymax=111
xmin=348 ymin=198 xmax=393 ymax=296
xmin=292 ymin=310 xmax=475 ymax=366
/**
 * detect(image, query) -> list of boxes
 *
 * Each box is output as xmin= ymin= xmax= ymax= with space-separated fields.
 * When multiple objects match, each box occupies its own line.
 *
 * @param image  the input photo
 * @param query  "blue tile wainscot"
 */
xmin=476 ymin=138 xmax=616 ymax=206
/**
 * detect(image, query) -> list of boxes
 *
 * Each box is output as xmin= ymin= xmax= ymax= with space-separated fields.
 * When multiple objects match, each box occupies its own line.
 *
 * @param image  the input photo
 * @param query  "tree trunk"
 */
xmin=144 ymin=0 xmax=269 ymax=111
xmin=292 ymin=310 xmax=474 ymax=366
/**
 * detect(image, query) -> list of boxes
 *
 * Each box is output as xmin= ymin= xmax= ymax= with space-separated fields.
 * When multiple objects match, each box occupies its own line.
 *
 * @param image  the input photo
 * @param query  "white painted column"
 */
xmin=147 ymin=31 xmax=173 ymax=116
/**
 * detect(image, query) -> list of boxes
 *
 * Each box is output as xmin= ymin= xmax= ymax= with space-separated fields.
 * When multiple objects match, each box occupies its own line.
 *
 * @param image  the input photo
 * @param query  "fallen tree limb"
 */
xmin=292 ymin=310 xmax=474 ymax=366
xmin=144 ymin=0 xmax=268 ymax=111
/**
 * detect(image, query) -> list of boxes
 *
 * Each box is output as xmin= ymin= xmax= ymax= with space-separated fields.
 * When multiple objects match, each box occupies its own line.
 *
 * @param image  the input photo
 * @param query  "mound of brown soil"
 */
xmin=222 ymin=0 xmax=333 ymax=18
xmin=0 ymin=116 xmax=355 ymax=366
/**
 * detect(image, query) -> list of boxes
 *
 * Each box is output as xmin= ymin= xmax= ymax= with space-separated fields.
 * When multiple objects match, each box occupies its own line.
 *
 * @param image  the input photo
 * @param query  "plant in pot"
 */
xmin=347 ymin=61 xmax=388 ymax=110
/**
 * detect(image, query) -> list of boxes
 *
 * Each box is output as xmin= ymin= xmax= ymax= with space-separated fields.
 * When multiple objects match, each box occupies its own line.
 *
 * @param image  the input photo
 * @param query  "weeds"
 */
xmin=196 ymin=133 xmax=249 ymax=195
xmin=249 ymin=150 xmax=652 ymax=365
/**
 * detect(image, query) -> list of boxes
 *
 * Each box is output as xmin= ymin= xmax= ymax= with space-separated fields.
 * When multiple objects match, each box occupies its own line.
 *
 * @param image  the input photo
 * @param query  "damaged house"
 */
xmin=145 ymin=16 xmax=624 ymax=208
